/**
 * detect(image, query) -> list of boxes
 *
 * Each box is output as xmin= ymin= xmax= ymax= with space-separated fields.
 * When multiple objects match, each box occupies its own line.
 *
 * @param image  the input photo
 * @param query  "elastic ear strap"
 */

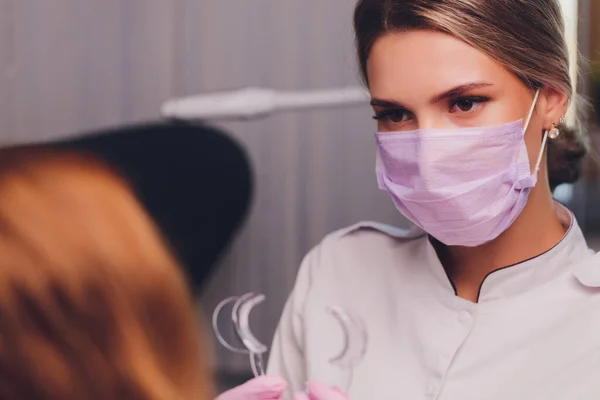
xmin=534 ymin=130 xmax=549 ymax=173
xmin=523 ymin=89 xmax=540 ymax=133
xmin=527 ymin=90 xmax=548 ymax=174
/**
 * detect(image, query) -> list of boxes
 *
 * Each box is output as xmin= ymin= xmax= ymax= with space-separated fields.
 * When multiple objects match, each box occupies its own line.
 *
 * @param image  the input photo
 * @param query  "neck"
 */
xmin=436 ymin=184 xmax=567 ymax=303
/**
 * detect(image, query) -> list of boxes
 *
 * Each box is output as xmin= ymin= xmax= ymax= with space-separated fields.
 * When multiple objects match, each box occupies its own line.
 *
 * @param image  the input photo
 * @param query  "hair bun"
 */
xmin=547 ymin=123 xmax=589 ymax=190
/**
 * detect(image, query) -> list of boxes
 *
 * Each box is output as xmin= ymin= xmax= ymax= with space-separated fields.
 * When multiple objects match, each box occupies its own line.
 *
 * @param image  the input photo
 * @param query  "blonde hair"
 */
xmin=0 ymin=147 xmax=212 ymax=400
xmin=354 ymin=0 xmax=589 ymax=188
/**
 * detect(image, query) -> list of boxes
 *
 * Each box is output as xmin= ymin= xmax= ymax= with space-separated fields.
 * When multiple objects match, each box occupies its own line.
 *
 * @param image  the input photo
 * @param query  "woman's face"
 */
xmin=367 ymin=30 xmax=567 ymax=170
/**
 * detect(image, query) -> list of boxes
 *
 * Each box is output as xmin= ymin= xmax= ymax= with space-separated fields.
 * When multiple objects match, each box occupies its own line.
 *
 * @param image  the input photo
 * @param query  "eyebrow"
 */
xmin=430 ymin=81 xmax=494 ymax=104
xmin=370 ymin=81 xmax=494 ymax=109
xmin=370 ymin=98 xmax=406 ymax=109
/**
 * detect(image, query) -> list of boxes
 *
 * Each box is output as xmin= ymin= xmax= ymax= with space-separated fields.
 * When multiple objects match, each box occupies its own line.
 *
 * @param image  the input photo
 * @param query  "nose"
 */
xmin=415 ymin=112 xmax=455 ymax=130
xmin=415 ymin=114 xmax=440 ymax=130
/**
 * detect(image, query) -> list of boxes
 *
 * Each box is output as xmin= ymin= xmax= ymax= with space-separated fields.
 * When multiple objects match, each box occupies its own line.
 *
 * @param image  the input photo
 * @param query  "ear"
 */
xmin=539 ymin=87 xmax=568 ymax=129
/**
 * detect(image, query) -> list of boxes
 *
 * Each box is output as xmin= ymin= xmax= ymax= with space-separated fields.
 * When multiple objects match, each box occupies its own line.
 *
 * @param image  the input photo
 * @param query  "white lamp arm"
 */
xmin=161 ymin=86 xmax=370 ymax=121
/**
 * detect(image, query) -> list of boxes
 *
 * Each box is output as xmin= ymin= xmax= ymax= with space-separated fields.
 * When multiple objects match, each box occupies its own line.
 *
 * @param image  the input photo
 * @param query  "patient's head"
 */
xmin=0 ymin=147 xmax=211 ymax=400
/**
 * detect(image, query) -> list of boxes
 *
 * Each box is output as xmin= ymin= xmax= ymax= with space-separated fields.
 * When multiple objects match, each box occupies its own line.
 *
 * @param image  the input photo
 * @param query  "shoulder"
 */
xmin=301 ymin=220 xmax=427 ymax=278
xmin=327 ymin=220 xmax=425 ymax=241
xmin=319 ymin=220 xmax=425 ymax=254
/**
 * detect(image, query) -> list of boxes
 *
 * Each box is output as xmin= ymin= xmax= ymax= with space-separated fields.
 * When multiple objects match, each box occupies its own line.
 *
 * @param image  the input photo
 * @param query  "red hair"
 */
xmin=0 ymin=147 xmax=212 ymax=400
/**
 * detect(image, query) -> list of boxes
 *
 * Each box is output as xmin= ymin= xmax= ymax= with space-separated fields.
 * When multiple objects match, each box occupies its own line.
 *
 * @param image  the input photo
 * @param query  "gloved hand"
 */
xmin=216 ymin=375 xmax=287 ymax=400
xmin=292 ymin=381 xmax=350 ymax=400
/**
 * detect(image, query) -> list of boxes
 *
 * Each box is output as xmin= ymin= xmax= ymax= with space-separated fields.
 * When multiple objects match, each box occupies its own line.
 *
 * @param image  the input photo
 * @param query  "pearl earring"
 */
xmin=548 ymin=122 xmax=560 ymax=139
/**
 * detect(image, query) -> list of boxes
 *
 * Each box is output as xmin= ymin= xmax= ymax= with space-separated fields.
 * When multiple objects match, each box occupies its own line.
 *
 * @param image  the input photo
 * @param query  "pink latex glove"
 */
xmin=216 ymin=376 xmax=287 ymax=400
xmin=292 ymin=381 xmax=350 ymax=400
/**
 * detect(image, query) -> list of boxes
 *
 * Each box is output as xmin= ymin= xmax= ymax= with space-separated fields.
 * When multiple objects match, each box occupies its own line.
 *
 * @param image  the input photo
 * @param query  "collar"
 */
xmin=425 ymin=203 xmax=594 ymax=302
xmin=573 ymin=241 xmax=600 ymax=287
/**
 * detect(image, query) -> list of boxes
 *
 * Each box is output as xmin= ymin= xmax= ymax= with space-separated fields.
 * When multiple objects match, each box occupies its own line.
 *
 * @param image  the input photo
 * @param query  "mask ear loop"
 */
xmin=534 ymin=130 xmax=550 ymax=174
xmin=523 ymin=89 xmax=549 ymax=174
xmin=523 ymin=89 xmax=540 ymax=133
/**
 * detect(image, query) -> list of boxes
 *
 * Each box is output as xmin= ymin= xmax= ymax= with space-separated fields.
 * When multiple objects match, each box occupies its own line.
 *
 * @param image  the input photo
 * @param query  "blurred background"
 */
xmin=0 ymin=0 xmax=598 ymax=390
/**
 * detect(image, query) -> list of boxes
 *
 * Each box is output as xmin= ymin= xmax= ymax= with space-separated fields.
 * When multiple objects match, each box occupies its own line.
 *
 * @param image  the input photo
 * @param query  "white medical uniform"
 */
xmin=267 ymin=205 xmax=600 ymax=399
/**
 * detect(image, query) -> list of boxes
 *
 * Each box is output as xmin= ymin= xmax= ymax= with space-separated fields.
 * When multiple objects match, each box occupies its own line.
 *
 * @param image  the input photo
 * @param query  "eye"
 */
xmin=449 ymin=96 xmax=489 ymax=114
xmin=454 ymin=99 xmax=475 ymax=112
xmin=372 ymin=109 xmax=408 ymax=123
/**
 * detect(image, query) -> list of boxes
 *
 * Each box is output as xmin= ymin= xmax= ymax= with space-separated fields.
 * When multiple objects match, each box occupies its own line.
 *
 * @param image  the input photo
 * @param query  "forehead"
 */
xmin=366 ymin=30 xmax=513 ymax=100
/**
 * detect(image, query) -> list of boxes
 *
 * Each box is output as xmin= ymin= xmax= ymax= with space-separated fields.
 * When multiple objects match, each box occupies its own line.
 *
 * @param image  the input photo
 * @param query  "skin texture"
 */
xmin=367 ymin=31 xmax=569 ymax=302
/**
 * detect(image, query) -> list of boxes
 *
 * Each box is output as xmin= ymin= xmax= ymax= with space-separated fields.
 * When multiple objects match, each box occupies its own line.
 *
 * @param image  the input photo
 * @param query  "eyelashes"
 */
xmin=372 ymin=96 xmax=491 ymax=122
xmin=372 ymin=109 xmax=407 ymax=122
xmin=448 ymin=96 xmax=490 ymax=113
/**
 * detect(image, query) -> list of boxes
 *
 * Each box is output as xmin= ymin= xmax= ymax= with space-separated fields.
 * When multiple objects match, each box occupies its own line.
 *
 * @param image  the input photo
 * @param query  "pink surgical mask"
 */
xmin=375 ymin=90 xmax=546 ymax=247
